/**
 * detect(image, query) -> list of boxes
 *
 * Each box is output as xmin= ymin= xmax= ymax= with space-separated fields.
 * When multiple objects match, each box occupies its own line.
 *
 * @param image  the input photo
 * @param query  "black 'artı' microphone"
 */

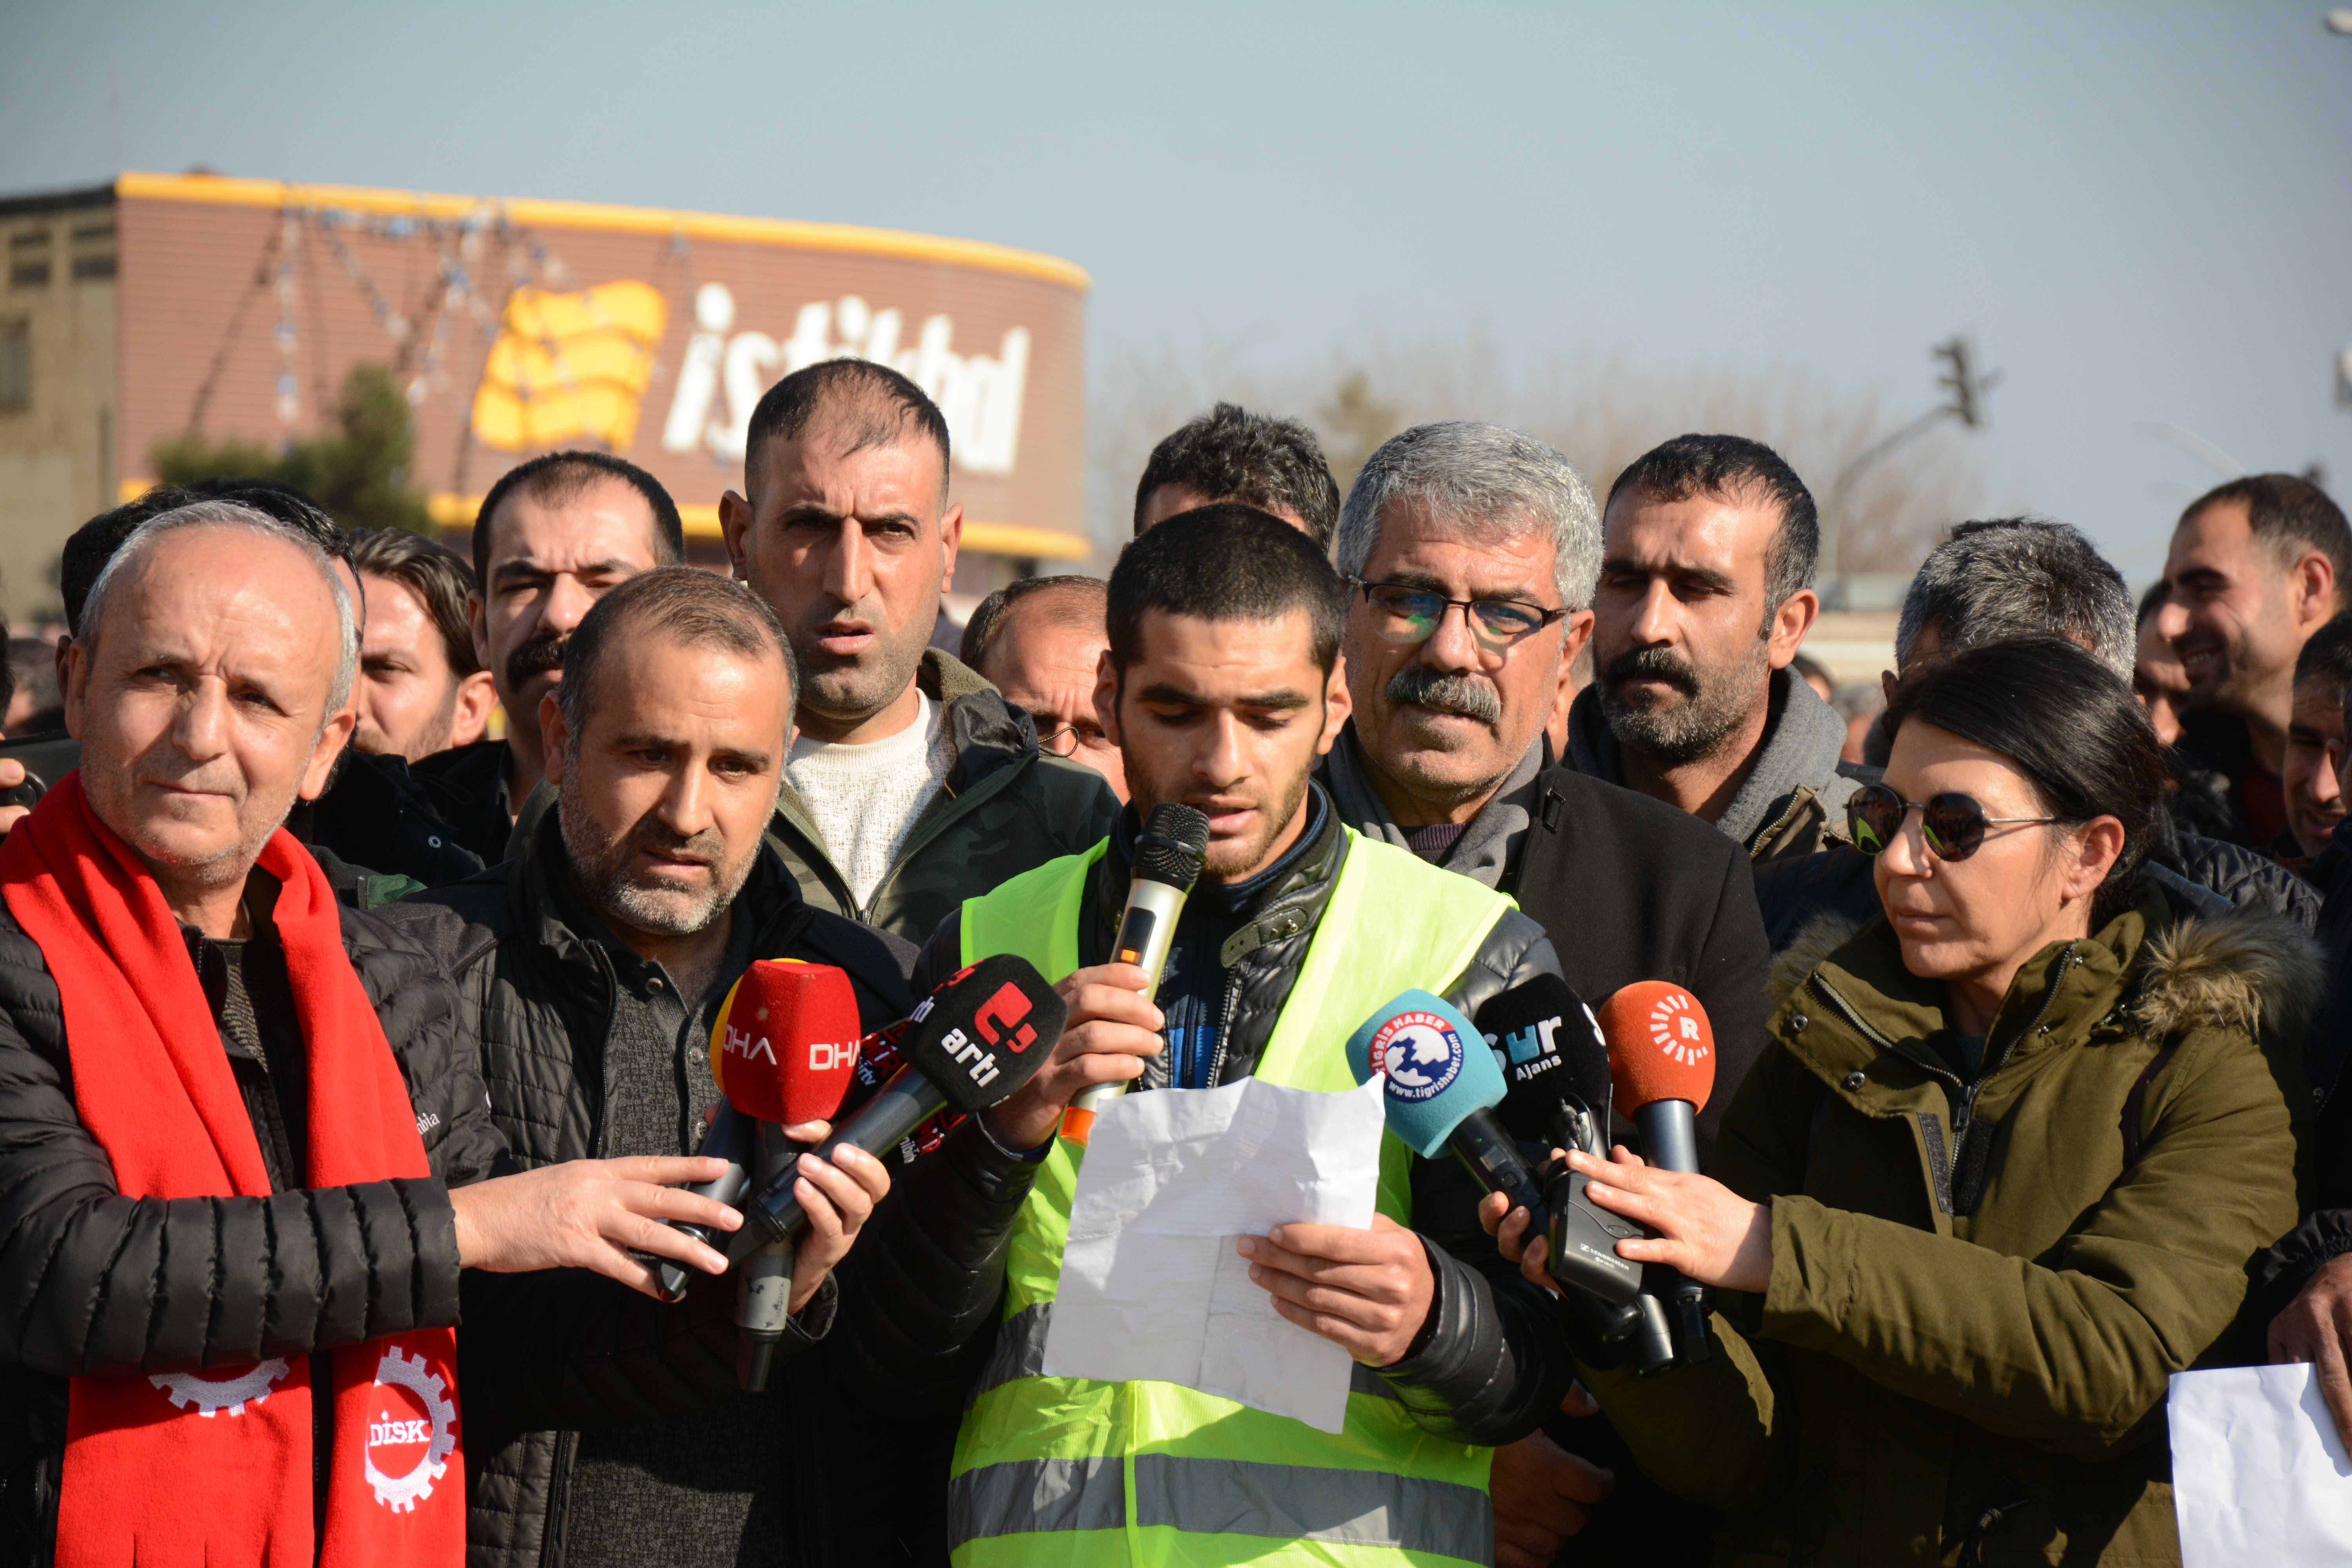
xmin=726 ymin=955 xmax=1066 ymax=1264
xmin=1063 ymin=802 xmax=1210 ymax=1145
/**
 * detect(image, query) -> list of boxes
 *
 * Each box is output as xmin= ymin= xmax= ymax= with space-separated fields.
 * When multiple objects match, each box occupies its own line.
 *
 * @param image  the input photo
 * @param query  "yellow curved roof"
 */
xmin=115 ymin=170 xmax=1091 ymax=292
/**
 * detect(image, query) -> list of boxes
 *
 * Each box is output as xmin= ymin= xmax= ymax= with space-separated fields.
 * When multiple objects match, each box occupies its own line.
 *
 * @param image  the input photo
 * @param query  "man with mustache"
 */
xmin=416 ymin=452 xmax=685 ymax=868
xmin=2153 ymin=473 xmax=2350 ymax=849
xmin=1563 ymin=433 xmax=1860 ymax=867
xmin=720 ymin=359 xmax=1118 ymax=942
xmin=1319 ymin=423 xmax=1771 ymax=1568
xmin=383 ymin=566 xmax=915 ymax=1568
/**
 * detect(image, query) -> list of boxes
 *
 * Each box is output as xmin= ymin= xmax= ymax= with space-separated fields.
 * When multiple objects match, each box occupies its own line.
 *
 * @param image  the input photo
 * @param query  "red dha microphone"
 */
xmin=710 ymin=960 xmax=863 ymax=1125
xmin=655 ymin=961 xmax=861 ymax=1307
xmin=1594 ymin=981 xmax=1717 ymax=1373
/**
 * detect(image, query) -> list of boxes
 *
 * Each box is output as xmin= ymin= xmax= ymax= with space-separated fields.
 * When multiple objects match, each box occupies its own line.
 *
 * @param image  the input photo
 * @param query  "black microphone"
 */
xmin=1476 ymin=979 xmax=1646 ymax=1345
xmin=725 ymin=955 xmax=1066 ymax=1264
xmin=1064 ymin=802 xmax=1210 ymax=1146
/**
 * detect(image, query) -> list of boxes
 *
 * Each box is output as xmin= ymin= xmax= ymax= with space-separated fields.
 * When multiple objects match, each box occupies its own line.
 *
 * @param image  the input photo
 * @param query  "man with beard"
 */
xmin=1320 ymin=425 xmax=1770 ymax=1568
xmin=383 ymin=566 xmax=918 ymax=1568
xmin=720 ymin=359 xmax=1118 ymax=942
xmin=345 ymin=527 xmax=498 ymax=762
xmin=1563 ymin=433 xmax=1859 ymax=865
xmin=883 ymin=507 xmax=1574 ymax=1568
xmin=418 ymin=452 xmax=684 ymax=867
xmin=2153 ymin=473 xmax=2350 ymax=848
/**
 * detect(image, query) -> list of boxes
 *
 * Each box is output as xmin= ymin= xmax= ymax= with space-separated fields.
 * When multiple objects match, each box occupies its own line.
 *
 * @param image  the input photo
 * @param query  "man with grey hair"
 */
xmin=1566 ymin=432 xmax=1858 ymax=864
xmin=1322 ymin=425 xmax=1772 ymax=1567
xmin=0 ymin=506 xmax=769 ymax=1564
xmin=384 ymin=564 xmax=926 ymax=1568
xmin=1757 ymin=515 xmax=2318 ymax=950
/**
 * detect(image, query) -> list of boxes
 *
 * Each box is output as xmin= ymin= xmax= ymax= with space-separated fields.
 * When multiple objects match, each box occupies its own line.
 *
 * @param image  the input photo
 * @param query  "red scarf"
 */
xmin=0 ymin=774 xmax=464 ymax=1568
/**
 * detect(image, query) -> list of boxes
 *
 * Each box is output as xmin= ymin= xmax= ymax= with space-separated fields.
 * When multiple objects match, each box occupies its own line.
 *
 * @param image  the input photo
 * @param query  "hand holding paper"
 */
xmin=1040 ymin=1073 xmax=1388 ymax=1432
xmin=1236 ymin=1214 xmax=1435 ymax=1367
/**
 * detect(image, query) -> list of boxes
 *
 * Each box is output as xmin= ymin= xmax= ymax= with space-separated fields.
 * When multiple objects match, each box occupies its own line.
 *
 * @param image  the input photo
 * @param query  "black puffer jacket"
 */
xmin=0 ymin=894 xmax=502 ymax=1563
xmin=904 ymin=794 xmax=1578 ymax=1446
xmin=379 ymin=817 xmax=923 ymax=1568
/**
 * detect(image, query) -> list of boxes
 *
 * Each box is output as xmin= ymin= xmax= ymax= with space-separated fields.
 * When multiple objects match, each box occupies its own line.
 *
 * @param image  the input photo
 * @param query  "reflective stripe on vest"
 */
xmin=952 ymin=828 xmax=1514 ymax=1568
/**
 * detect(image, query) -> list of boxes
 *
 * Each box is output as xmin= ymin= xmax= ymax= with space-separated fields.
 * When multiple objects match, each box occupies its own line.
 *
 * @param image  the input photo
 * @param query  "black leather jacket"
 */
xmin=379 ymin=819 xmax=919 ymax=1568
xmin=0 ymin=891 xmax=501 ymax=1565
xmin=891 ymin=792 xmax=1576 ymax=1447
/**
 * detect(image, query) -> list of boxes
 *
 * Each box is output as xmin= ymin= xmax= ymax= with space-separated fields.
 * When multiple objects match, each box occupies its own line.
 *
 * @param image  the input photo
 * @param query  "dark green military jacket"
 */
xmin=767 ymin=648 xmax=1121 ymax=945
xmin=1584 ymin=884 xmax=2318 ymax=1566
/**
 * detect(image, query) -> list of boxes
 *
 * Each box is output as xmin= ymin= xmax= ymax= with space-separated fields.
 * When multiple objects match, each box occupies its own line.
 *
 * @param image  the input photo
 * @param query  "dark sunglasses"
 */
xmin=1846 ymin=782 xmax=2063 ymax=862
xmin=1347 ymin=577 xmax=1566 ymax=653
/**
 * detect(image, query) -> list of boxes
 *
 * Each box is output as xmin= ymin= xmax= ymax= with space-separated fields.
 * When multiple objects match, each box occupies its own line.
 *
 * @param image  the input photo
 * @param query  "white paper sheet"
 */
xmin=1039 ymin=1074 xmax=1387 ymax=1433
xmin=2169 ymin=1362 xmax=2352 ymax=1565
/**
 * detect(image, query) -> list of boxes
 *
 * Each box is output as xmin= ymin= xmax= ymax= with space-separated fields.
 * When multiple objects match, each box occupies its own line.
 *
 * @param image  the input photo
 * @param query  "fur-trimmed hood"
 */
xmin=1769 ymin=892 xmax=2326 ymax=1051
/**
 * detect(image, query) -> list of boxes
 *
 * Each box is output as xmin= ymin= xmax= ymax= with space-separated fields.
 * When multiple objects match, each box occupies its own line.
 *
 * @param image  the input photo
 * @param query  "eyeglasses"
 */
xmin=1846 ymin=782 xmax=2064 ymax=863
xmin=1348 ymin=578 xmax=1567 ymax=654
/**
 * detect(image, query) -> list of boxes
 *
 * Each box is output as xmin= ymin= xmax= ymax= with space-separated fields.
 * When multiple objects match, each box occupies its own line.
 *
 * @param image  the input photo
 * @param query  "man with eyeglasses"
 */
xmin=1322 ymin=423 xmax=1771 ymax=1568
xmin=960 ymin=575 xmax=1127 ymax=801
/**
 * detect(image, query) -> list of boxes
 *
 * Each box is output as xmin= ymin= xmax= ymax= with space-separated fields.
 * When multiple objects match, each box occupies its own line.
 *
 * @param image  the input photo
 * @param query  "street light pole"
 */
xmin=1819 ymin=334 xmax=2001 ymax=593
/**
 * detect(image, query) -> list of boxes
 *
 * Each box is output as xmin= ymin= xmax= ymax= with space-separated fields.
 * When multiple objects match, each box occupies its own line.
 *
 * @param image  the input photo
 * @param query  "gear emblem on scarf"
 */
xmin=362 ymin=1347 xmax=457 ymax=1513
xmin=150 ymin=1357 xmax=290 ymax=1417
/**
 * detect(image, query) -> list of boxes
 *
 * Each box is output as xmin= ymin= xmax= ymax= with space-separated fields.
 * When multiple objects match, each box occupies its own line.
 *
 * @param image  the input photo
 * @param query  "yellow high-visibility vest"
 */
xmin=951 ymin=828 xmax=1518 ymax=1568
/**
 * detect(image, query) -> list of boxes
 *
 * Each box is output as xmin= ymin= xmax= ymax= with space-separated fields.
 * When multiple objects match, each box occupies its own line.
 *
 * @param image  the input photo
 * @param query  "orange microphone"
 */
xmin=1594 ymin=981 xmax=1717 ymax=1372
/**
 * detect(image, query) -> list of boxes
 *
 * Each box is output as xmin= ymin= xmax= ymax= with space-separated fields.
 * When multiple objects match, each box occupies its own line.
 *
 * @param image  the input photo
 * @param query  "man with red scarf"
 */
xmin=0 ymin=502 xmax=760 ymax=1566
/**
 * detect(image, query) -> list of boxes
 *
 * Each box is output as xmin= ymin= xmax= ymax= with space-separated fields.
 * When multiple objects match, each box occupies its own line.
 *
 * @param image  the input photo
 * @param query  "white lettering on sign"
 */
xmin=937 ymin=1025 xmax=1000 ymax=1087
xmin=808 ymin=1039 xmax=852 ymax=1072
xmin=661 ymin=283 xmax=1029 ymax=475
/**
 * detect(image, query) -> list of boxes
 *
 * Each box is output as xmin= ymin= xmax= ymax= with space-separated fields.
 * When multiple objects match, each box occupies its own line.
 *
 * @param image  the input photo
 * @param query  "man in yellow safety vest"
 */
xmin=862 ymin=505 xmax=1579 ymax=1568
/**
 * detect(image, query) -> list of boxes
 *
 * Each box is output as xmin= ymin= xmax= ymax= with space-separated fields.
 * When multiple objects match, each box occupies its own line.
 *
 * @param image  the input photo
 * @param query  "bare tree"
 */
xmin=1090 ymin=332 xmax=1984 ymax=578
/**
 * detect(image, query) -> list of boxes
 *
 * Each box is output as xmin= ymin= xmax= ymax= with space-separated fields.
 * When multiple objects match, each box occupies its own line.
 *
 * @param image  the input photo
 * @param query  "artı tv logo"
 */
xmin=662 ymin=282 xmax=1030 ymax=475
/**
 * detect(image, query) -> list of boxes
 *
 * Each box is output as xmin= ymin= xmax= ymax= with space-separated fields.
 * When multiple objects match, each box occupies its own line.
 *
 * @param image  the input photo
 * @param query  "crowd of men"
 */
xmin=2 ymin=354 xmax=2351 ymax=1568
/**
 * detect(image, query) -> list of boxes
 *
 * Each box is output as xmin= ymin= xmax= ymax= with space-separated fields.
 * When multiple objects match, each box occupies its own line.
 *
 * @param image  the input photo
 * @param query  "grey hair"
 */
xmin=1336 ymin=423 xmax=1602 ymax=610
xmin=1895 ymin=517 xmax=2134 ymax=680
xmin=81 ymin=500 xmax=359 ymax=716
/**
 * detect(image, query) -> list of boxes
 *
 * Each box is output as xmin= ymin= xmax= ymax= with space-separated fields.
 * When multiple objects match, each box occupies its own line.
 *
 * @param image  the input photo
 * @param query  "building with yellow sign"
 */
xmin=0 ymin=171 xmax=1092 ymax=623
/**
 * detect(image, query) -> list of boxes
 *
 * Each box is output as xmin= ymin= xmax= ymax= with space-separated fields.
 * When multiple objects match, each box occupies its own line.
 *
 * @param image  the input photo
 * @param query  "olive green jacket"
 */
xmin=1585 ymin=885 xmax=2319 ymax=1566
xmin=766 ymin=648 xmax=1122 ymax=945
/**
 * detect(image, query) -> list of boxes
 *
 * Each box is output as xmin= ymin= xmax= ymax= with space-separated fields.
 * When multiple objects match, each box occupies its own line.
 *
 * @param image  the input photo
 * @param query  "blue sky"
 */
xmin=4 ymin=2 xmax=2346 ymax=580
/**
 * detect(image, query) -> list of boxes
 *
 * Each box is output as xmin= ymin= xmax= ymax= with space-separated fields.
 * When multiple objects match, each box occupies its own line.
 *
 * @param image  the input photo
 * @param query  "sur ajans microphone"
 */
xmin=726 ymin=954 xmax=1065 ymax=1265
xmin=1596 ymin=980 xmax=1718 ymax=1374
xmin=657 ymin=960 xmax=861 ymax=1305
xmin=1474 ymin=978 xmax=1646 ymax=1343
xmin=1062 ymin=802 xmax=1210 ymax=1146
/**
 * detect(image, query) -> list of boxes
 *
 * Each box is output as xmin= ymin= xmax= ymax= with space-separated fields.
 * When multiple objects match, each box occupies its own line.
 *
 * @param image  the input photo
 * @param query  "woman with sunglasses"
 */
xmin=1494 ymin=637 xmax=2316 ymax=1566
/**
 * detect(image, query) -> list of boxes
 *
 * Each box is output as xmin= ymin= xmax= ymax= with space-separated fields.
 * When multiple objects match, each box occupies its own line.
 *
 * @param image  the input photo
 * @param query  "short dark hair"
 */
xmin=960 ymin=575 xmax=1107 ymax=677
xmin=1134 ymin=403 xmax=1341 ymax=551
xmin=1606 ymin=434 xmax=1819 ymax=613
xmin=61 ymin=478 xmax=343 ymax=636
xmin=473 ymin=452 xmax=684 ymax=586
xmin=1107 ymin=505 xmax=1346 ymax=677
xmin=346 ymin=527 xmax=481 ymax=677
xmin=2184 ymin=473 xmax=2352 ymax=606
xmin=2294 ymin=610 xmax=2352 ymax=709
xmin=2136 ymin=578 xmax=2169 ymax=630
xmin=744 ymin=359 xmax=951 ymax=503
xmin=558 ymin=566 xmax=794 ymax=743
xmin=1885 ymin=636 xmax=2166 ymax=926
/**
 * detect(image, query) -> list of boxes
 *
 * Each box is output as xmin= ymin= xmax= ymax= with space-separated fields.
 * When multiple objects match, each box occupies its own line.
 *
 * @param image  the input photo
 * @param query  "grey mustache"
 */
xmin=1387 ymin=665 xmax=1502 ymax=725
